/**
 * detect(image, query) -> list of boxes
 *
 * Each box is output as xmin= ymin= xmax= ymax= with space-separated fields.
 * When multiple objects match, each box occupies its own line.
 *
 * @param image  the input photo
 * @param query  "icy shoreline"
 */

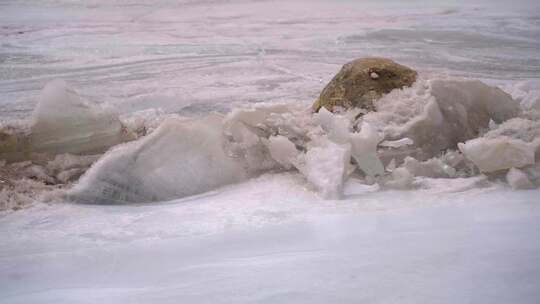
xmin=2 ymin=72 xmax=539 ymax=209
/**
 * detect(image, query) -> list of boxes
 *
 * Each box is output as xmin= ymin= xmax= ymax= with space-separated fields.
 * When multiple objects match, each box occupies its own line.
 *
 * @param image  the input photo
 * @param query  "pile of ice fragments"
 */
xmin=2 ymin=72 xmax=540 ymax=208
xmin=221 ymin=78 xmax=538 ymax=196
xmin=68 ymin=77 xmax=540 ymax=204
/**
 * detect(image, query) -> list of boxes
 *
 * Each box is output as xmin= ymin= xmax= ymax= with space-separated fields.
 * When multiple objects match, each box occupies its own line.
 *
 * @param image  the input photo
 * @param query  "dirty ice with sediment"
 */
xmin=1 ymin=0 xmax=540 ymax=303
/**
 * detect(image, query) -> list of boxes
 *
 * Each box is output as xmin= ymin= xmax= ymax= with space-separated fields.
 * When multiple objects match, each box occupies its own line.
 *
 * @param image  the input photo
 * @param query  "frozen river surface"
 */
xmin=1 ymin=0 xmax=539 ymax=119
xmin=1 ymin=0 xmax=540 ymax=303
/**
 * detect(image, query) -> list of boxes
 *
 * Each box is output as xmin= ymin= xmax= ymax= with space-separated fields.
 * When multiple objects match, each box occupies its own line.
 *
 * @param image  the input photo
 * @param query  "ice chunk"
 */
xmin=398 ymin=99 xmax=445 ymax=156
xmin=298 ymin=140 xmax=351 ymax=199
xmin=264 ymin=135 xmax=299 ymax=170
xmin=315 ymin=107 xmax=351 ymax=144
xmin=483 ymin=117 xmax=540 ymax=143
xmin=380 ymin=138 xmax=413 ymax=148
xmin=350 ymin=122 xmax=385 ymax=177
xmin=458 ymin=117 xmax=540 ymax=174
xmin=417 ymin=175 xmax=491 ymax=193
xmin=68 ymin=115 xmax=247 ymax=204
xmin=506 ymin=168 xmax=534 ymax=190
xmin=225 ymin=103 xmax=292 ymax=129
xmin=458 ymin=137 xmax=536 ymax=173
xmin=431 ymin=79 xmax=519 ymax=128
xmin=30 ymin=80 xmax=134 ymax=155
xmin=506 ymin=81 xmax=540 ymax=114
xmin=365 ymin=79 xmax=520 ymax=160
xmin=384 ymin=167 xmax=414 ymax=190
xmin=222 ymin=103 xmax=312 ymax=173
xmin=224 ymin=118 xmax=276 ymax=173
xmin=386 ymin=158 xmax=397 ymax=172
xmin=403 ymin=156 xmax=456 ymax=178
xmin=411 ymin=79 xmax=518 ymax=155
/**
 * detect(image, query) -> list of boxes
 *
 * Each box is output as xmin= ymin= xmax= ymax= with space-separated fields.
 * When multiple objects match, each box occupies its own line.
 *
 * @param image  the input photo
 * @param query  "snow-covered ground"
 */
xmin=1 ymin=0 xmax=540 ymax=303
xmin=2 ymin=176 xmax=540 ymax=303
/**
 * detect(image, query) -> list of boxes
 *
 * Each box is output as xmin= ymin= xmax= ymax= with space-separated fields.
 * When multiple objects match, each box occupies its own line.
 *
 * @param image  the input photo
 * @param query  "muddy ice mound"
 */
xmin=0 ymin=81 xmax=160 ymax=211
xmin=0 ymin=153 xmax=101 ymax=211
xmin=68 ymin=115 xmax=247 ymax=204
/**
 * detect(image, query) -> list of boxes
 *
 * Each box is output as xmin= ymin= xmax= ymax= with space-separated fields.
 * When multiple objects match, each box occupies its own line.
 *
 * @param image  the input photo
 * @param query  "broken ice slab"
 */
xmin=315 ymin=107 xmax=351 ymax=144
xmin=0 ymin=80 xmax=134 ymax=162
xmin=350 ymin=122 xmax=385 ymax=177
xmin=264 ymin=135 xmax=299 ymax=170
xmin=298 ymin=139 xmax=351 ymax=200
xmin=458 ymin=137 xmax=536 ymax=173
xmin=68 ymin=115 xmax=247 ymax=204
xmin=369 ymin=79 xmax=521 ymax=161
xmin=458 ymin=117 xmax=540 ymax=174
xmin=29 ymin=80 xmax=135 ymax=155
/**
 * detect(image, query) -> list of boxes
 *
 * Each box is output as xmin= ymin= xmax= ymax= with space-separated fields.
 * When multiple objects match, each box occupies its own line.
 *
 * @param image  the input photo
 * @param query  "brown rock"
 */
xmin=313 ymin=58 xmax=417 ymax=112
